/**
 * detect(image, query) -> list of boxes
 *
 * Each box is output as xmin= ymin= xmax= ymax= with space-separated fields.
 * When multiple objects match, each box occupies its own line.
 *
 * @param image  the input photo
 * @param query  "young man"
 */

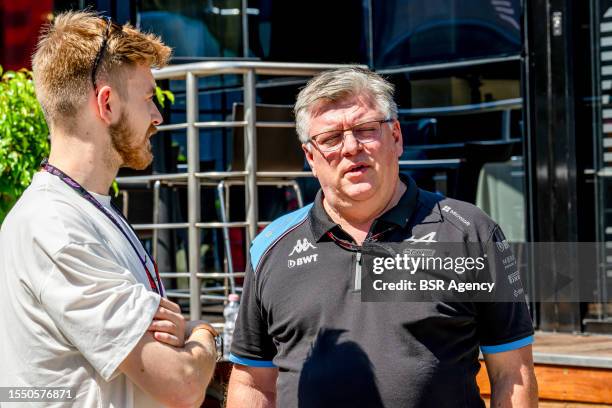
xmin=226 ymin=68 xmax=538 ymax=407
xmin=0 ymin=11 xmax=216 ymax=407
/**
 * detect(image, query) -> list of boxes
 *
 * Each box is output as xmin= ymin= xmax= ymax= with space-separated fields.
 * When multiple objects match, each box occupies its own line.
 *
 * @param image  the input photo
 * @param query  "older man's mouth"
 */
xmin=344 ymin=163 xmax=370 ymax=176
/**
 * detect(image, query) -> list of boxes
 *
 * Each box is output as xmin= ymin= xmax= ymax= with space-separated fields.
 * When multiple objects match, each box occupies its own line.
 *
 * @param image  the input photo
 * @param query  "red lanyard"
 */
xmin=41 ymin=159 xmax=163 ymax=296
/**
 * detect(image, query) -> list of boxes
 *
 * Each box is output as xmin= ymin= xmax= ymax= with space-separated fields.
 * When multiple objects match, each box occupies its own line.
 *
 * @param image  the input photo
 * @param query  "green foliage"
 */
xmin=0 ymin=66 xmax=50 ymax=224
xmin=155 ymin=86 xmax=174 ymax=108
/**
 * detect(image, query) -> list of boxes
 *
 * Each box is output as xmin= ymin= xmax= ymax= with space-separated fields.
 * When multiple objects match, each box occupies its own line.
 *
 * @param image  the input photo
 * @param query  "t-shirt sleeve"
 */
xmin=476 ymin=225 xmax=534 ymax=354
xmin=40 ymin=242 xmax=160 ymax=381
xmin=229 ymin=260 xmax=277 ymax=367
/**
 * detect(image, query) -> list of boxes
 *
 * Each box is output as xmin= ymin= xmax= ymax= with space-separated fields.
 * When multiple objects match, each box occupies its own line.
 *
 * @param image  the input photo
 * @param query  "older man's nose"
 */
xmin=342 ymin=131 xmax=362 ymax=156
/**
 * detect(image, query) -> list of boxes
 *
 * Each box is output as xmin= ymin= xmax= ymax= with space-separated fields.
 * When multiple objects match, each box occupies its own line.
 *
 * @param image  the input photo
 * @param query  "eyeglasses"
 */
xmin=309 ymin=118 xmax=393 ymax=153
xmin=91 ymin=16 xmax=113 ymax=92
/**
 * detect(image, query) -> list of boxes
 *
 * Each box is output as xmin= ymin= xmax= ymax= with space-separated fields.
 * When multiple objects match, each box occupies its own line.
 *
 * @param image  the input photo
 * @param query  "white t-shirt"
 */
xmin=0 ymin=171 xmax=164 ymax=408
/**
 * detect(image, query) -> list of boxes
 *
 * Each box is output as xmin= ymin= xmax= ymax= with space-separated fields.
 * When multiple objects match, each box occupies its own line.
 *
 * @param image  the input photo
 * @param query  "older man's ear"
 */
xmin=392 ymin=120 xmax=404 ymax=158
xmin=302 ymin=143 xmax=317 ymax=178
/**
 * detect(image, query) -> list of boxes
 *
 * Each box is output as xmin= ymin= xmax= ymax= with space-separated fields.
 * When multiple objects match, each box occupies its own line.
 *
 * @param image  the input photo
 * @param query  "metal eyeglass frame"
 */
xmin=308 ymin=118 xmax=394 ymax=153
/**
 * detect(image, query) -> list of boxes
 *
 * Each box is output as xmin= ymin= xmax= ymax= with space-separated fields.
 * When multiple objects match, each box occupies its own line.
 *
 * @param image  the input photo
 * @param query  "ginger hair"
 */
xmin=32 ymin=10 xmax=171 ymax=129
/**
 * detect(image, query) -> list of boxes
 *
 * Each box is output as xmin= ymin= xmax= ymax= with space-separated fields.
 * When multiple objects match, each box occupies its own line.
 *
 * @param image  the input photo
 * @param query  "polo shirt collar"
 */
xmin=309 ymin=173 xmax=419 ymax=242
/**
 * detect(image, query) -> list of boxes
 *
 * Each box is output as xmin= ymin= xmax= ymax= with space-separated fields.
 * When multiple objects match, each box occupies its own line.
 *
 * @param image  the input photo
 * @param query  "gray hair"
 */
xmin=294 ymin=67 xmax=398 ymax=144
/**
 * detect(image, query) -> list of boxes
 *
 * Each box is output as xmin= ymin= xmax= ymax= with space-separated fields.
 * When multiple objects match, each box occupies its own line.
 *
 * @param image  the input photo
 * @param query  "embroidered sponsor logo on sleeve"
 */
xmin=288 ymin=238 xmax=318 ymax=268
xmin=441 ymin=205 xmax=471 ymax=226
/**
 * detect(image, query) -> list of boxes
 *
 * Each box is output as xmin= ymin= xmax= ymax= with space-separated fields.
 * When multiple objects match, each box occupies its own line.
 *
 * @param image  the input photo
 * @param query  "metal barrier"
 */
xmin=116 ymin=61 xmax=522 ymax=320
xmin=116 ymin=61 xmax=364 ymax=320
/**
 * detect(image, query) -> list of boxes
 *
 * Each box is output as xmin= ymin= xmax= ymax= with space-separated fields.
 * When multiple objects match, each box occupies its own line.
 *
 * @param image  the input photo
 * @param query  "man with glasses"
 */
xmin=226 ymin=68 xmax=538 ymax=407
xmin=0 ymin=11 xmax=217 ymax=407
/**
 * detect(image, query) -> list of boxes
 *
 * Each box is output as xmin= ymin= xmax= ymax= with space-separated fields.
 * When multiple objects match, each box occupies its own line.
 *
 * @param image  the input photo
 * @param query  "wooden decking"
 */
xmin=478 ymin=332 xmax=612 ymax=406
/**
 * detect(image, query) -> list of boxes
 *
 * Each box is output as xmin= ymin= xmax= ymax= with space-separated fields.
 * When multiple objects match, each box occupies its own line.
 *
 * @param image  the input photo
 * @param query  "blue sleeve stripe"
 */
xmin=480 ymin=335 xmax=534 ymax=354
xmin=229 ymin=353 xmax=277 ymax=367
xmin=250 ymin=204 xmax=313 ymax=271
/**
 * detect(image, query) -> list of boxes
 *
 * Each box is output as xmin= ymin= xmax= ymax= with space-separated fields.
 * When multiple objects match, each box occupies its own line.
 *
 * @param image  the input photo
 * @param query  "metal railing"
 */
xmin=117 ymin=61 xmax=365 ymax=320
xmin=398 ymin=98 xmax=523 ymax=141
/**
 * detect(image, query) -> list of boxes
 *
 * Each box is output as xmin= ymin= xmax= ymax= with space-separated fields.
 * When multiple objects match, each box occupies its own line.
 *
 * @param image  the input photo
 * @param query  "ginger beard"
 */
xmin=109 ymin=110 xmax=156 ymax=170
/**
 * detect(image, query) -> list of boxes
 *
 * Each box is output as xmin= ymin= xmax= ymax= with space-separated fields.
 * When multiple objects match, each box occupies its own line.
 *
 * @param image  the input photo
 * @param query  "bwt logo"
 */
xmin=289 ymin=238 xmax=316 ymax=256
xmin=288 ymin=254 xmax=319 ymax=268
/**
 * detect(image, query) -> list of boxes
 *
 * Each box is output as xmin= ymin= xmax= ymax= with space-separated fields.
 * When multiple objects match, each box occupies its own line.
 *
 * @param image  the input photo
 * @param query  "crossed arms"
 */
xmin=119 ymin=298 xmax=217 ymax=408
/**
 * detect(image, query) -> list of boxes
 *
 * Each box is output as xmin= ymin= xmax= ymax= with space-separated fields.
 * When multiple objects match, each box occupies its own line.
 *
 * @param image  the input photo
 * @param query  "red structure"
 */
xmin=0 ymin=0 xmax=53 ymax=70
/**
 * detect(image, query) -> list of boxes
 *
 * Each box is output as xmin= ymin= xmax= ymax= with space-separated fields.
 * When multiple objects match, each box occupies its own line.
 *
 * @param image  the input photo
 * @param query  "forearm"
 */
xmin=182 ymin=328 xmax=217 ymax=394
xmin=120 ymin=331 xmax=216 ymax=407
xmin=490 ymin=373 xmax=538 ymax=408
xmin=226 ymin=371 xmax=276 ymax=408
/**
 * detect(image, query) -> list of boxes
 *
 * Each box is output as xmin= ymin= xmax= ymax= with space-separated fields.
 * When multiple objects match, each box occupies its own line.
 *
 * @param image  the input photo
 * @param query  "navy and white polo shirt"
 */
xmin=230 ymin=174 xmax=534 ymax=408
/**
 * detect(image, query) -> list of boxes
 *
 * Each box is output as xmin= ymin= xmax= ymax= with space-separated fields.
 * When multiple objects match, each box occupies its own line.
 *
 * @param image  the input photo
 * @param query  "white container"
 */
xmin=223 ymin=293 xmax=240 ymax=360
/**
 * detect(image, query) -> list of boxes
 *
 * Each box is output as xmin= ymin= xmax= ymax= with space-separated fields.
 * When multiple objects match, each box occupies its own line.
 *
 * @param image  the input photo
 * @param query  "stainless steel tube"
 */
xmin=186 ymin=72 xmax=201 ymax=320
xmin=152 ymin=180 xmax=160 ymax=260
xmin=243 ymin=69 xmax=258 ymax=246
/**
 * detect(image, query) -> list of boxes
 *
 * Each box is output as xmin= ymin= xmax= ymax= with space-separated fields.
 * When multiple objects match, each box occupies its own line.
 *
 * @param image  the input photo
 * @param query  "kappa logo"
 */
xmin=442 ymin=205 xmax=451 ymax=213
xmin=404 ymin=232 xmax=437 ymax=244
xmin=288 ymin=238 xmax=318 ymax=268
xmin=289 ymin=238 xmax=317 ymax=256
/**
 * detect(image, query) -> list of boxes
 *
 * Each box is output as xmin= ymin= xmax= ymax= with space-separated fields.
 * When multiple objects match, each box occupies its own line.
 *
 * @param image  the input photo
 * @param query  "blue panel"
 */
xmin=229 ymin=353 xmax=277 ymax=368
xmin=250 ymin=204 xmax=313 ymax=271
xmin=480 ymin=335 xmax=534 ymax=354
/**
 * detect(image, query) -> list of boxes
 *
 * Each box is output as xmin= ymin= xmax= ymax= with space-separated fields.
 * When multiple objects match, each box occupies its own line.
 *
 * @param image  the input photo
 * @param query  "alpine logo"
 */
xmin=404 ymin=232 xmax=437 ymax=244
xmin=289 ymin=238 xmax=317 ymax=256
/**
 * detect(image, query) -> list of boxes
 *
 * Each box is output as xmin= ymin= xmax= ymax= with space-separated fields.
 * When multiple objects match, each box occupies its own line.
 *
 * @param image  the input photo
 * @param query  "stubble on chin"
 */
xmin=109 ymin=111 xmax=155 ymax=170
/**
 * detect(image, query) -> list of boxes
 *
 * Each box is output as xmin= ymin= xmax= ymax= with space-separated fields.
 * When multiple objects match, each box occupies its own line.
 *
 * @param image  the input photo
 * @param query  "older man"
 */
xmin=226 ymin=68 xmax=538 ymax=407
xmin=0 ymin=11 xmax=217 ymax=408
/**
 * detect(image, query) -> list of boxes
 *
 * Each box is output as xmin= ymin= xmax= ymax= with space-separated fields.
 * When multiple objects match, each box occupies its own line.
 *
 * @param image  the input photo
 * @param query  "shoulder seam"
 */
xmin=253 ymin=216 xmax=310 ymax=276
xmin=250 ymin=205 xmax=313 ymax=274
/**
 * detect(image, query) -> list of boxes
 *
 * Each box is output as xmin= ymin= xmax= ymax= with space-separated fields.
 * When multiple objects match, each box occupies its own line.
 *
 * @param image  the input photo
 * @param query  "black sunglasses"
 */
xmin=91 ymin=16 xmax=113 ymax=92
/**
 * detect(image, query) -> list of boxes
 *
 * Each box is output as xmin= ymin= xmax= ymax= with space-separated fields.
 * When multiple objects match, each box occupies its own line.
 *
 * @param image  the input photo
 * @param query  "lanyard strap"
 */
xmin=325 ymin=224 xmax=396 ymax=251
xmin=40 ymin=159 xmax=163 ymax=296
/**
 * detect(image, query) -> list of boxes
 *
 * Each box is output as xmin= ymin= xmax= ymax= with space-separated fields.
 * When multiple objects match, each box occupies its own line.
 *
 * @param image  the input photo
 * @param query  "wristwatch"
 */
xmin=192 ymin=323 xmax=223 ymax=362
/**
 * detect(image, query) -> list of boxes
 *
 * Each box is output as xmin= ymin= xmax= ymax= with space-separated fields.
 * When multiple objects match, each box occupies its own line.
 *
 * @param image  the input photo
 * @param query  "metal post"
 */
xmin=121 ymin=190 xmax=129 ymax=217
xmin=152 ymin=180 xmax=160 ymax=260
xmin=217 ymin=181 xmax=237 ymax=294
xmin=241 ymin=0 xmax=249 ymax=57
xmin=243 ymin=69 xmax=258 ymax=246
xmin=501 ymin=109 xmax=511 ymax=141
xmin=186 ymin=72 xmax=201 ymax=320
xmin=291 ymin=180 xmax=304 ymax=208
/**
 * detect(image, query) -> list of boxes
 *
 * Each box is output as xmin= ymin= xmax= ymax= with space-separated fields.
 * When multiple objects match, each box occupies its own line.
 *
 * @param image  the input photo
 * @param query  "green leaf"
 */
xmin=155 ymin=86 xmax=174 ymax=108
xmin=0 ymin=66 xmax=49 ymax=224
xmin=111 ymin=180 xmax=119 ymax=197
xmin=155 ymin=86 xmax=165 ymax=108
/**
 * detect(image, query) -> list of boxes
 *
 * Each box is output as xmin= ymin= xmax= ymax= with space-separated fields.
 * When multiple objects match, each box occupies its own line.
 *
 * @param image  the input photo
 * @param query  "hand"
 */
xmin=148 ymin=297 xmax=186 ymax=347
